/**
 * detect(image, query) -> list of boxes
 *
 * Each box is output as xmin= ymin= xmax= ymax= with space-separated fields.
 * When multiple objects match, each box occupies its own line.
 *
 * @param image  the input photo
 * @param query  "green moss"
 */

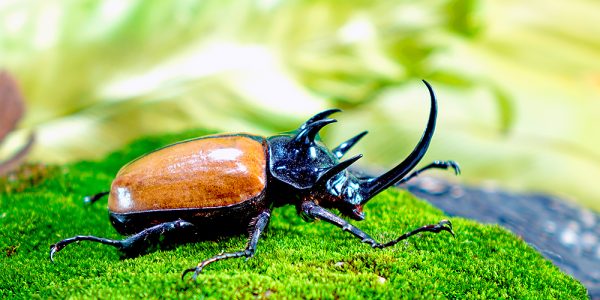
xmin=0 ymin=130 xmax=587 ymax=299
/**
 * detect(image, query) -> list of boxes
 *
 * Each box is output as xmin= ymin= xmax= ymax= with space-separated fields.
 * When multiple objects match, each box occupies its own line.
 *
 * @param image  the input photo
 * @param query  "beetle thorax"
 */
xmin=267 ymin=135 xmax=338 ymax=190
xmin=266 ymin=134 xmax=366 ymax=220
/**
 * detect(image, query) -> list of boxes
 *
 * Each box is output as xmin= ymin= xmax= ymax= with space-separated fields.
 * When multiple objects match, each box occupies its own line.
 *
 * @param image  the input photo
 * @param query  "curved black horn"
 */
xmin=293 ymin=119 xmax=337 ymax=145
xmin=299 ymin=109 xmax=341 ymax=130
xmin=314 ymin=154 xmax=363 ymax=188
xmin=332 ymin=131 xmax=368 ymax=159
xmin=361 ymin=80 xmax=438 ymax=203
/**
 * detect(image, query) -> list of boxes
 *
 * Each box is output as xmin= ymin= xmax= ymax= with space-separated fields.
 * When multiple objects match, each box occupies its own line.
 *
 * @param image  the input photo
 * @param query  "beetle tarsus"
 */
xmin=183 ymin=249 xmax=255 ymax=281
xmin=302 ymin=202 xmax=454 ymax=250
xmin=83 ymin=191 xmax=109 ymax=205
xmin=49 ymin=244 xmax=61 ymax=262
xmin=49 ymin=235 xmax=123 ymax=262
xmin=396 ymin=160 xmax=461 ymax=185
xmin=49 ymin=220 xmax=195 ymax=261
xmin=182 ymin=210 xmax=271 ymax=281
xmin=377 ymin=219 xmax=454 ymax=248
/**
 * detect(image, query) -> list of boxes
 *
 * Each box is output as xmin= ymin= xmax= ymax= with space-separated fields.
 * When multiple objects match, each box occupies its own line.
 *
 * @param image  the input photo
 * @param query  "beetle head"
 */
xmin=267 ymin=80 xmax=438 ymax=221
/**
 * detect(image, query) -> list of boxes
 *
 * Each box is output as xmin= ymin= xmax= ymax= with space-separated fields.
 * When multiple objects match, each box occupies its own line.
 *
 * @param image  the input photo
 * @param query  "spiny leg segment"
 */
xmin=396 ymin=160 xmax=460 ymax=185
xmin=301 ymin=202 xmax=453 ymax=249
xmin=182 ymin=209 xmax=271 ymax=281
xmin=50 ymin=220 xmax=195 ymax=260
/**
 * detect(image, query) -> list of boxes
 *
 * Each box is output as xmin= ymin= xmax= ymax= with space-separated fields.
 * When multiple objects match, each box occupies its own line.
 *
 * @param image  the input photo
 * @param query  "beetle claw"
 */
xmin=181 ymin=266 xmax=204 ymax=281
xmin=191 ymin=270 xmax=202 ymax=281
xmin=49 ymin=244 xmax=58 ymax=262
xmin=181 ymin=267 xmax=197 ymax=281
xmin=449 ymin=161 xmax=461 ymax=175
xmin=438 ymin=219 xmax=455 ymax=237
xmin=49 ymin=243 xmax=65 ymax=262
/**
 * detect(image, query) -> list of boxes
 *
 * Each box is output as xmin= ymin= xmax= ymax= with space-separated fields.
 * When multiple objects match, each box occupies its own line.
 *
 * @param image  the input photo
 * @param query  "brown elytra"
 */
xmin=108 ymin=135 xmax=268 ymax=214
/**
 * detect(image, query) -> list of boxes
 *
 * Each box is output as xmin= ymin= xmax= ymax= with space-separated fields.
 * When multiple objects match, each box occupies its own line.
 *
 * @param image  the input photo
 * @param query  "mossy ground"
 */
xmin=0 ymin=130 xmax=588 ymax=299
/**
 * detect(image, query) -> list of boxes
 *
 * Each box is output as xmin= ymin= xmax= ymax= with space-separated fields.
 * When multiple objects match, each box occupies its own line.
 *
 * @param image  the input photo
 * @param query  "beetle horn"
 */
xmin=332 ymin=131 xmax=368 ymax=159
xmin=314 ymin=154 xmax=363 ymax=188
xmin=361 ymin=80 xmax=437 ymax=204
xmin=299 ymin=109 xmax=341 ymax=130
xmin=293 ymin=119 xmax=337 ymax=145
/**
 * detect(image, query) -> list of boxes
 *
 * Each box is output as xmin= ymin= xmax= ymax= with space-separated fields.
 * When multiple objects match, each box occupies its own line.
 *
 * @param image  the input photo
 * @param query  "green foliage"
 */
xmin=0 ymin=131 xmax=587 ymax=298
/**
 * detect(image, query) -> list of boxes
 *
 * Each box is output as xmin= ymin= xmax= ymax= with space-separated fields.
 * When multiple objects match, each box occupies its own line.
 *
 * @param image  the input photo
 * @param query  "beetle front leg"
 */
xmin=50 ymin=220 xmax=195 ymax=260
xmin=301 ymin=202 xmax=453 ymax=249
xmin=182 ymin=209 xmax=271 ymax=281
xmin=396 ymin=160 xmax=460 ymax=185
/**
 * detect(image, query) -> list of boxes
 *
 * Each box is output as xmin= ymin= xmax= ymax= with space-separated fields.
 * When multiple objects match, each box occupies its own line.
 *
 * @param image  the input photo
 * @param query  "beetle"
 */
xmin=50 ymin=80 xmax=459 ymax=280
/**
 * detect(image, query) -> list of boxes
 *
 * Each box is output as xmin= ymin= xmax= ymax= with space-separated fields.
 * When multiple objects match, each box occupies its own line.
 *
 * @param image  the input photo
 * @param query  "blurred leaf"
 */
xmin=0 ymin=71 xmax=33 ymax=175
xmin=429 ymin=70 xmax=474 ymax=88
xmin=444 ymin=0 xmax=483 ymax=37
xmin=0 ymin=134 xmax=34 ymax=175
xmin=490 ymin=85 xmax=515 ymax=135
xmin=429 ymin=71 xmax=516 ymax=134
xmin=0 ymin=71 xmax=24 ymax=143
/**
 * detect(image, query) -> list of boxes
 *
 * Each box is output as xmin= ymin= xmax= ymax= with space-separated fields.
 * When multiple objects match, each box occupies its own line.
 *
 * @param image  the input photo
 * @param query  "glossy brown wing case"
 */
xmin=108 ymin=135 xmax=267 ymax=214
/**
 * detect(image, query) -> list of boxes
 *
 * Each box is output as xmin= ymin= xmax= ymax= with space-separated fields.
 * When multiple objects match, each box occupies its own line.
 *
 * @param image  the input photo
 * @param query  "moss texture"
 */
xmin=0 ymin=130 xmax=588 ymax=299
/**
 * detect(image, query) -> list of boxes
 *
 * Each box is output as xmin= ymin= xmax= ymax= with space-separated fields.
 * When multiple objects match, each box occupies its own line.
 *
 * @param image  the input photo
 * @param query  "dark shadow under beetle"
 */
xmin=50 ymin=80 xmax=460 ymax=281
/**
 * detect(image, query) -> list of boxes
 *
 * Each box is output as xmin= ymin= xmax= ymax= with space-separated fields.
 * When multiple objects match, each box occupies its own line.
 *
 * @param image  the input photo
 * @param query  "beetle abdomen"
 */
xmin=108 ymin=135 xmax=267 ymax=214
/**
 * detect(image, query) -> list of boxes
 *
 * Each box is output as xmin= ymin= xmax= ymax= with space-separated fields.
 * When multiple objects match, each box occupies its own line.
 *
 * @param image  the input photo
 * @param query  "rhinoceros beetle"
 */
xmin=50 ymin=80 xmax=459 ymax=280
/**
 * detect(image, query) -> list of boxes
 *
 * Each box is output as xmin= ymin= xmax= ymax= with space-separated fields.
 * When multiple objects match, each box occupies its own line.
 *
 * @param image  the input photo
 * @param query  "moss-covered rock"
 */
xmin=0 ymin=130 xmax=588 ymax=298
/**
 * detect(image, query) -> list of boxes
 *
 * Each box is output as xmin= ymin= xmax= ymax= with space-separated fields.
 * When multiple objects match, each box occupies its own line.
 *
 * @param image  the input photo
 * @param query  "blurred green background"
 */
xmin=1 ymin=0 xmax=599 ymax=210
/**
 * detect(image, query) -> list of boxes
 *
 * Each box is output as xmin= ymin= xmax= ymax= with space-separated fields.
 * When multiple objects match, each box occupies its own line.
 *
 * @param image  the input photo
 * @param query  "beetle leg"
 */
xmin=396 ymin=160 xmax=460 ymax=185
xmin=83 ymin=191 xmax=109 ymax=205
xmin=50 ymin=219 xmax=195 ymax=261
xmin=182 ymin=209 xmax=271 ymax=281
xmin=301 ymin=201 xmax=453 ymax=249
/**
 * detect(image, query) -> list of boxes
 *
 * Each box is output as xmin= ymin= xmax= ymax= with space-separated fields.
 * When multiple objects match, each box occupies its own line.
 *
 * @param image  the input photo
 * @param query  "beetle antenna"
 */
xmin=361 ymin=80 xmax=437 ymax=203
xmin=314 ymin=154 xmax=362 ymax=188
xmin=293 ymin=119 xmax=337 ymax=145
xmin=332 ymin=131 xmax=368 ymax=159
xmin=299 ymin=109 xmax=341 ymax=130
